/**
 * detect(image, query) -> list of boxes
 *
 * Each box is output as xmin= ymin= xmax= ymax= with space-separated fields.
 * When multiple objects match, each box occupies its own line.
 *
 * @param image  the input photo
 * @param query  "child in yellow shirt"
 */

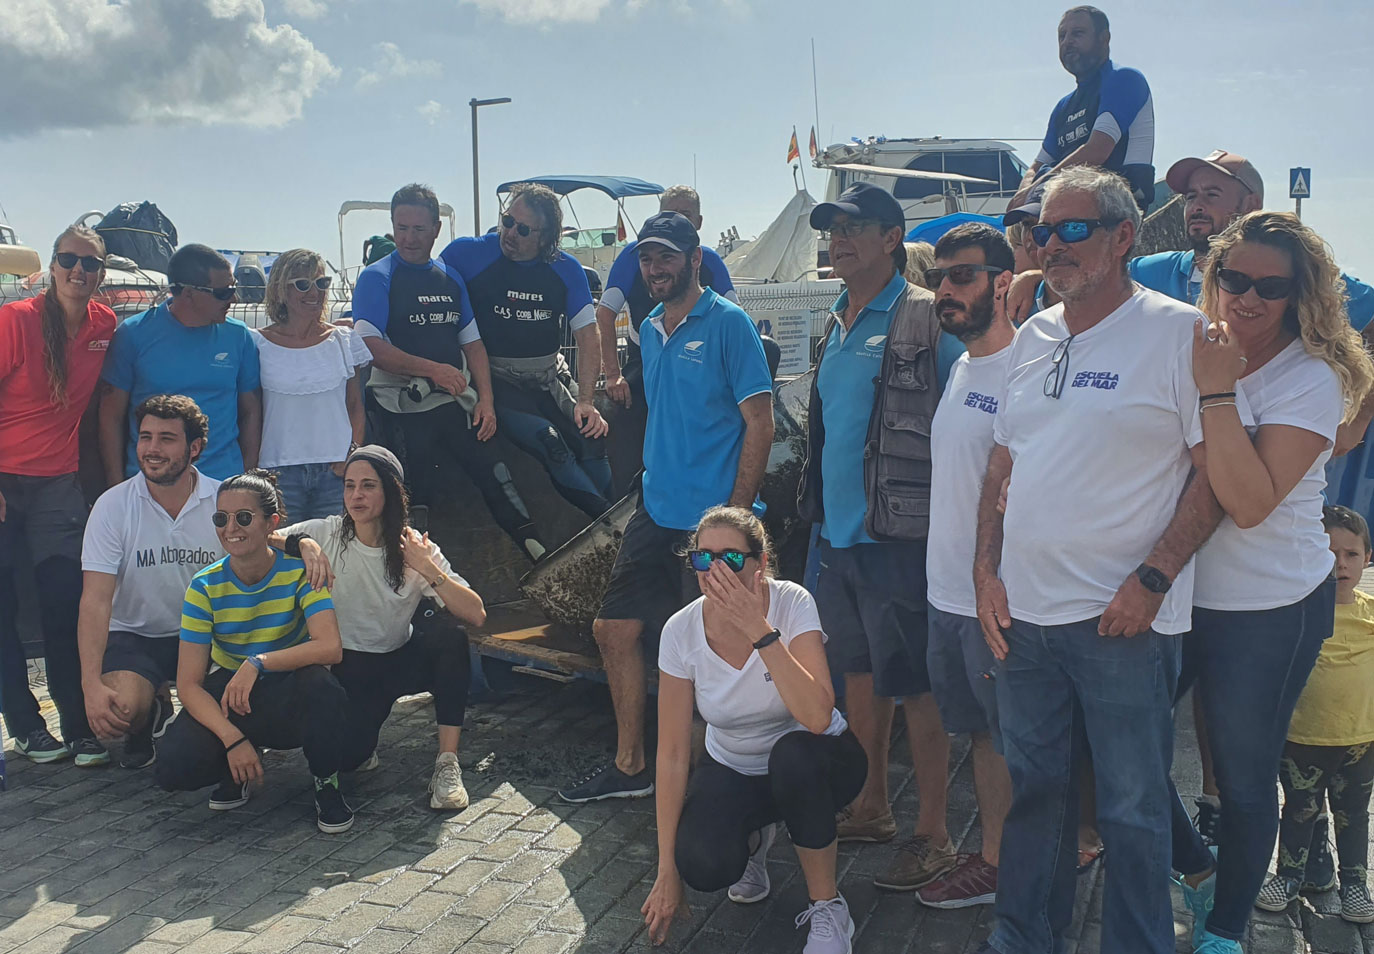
xmin=1257 ymin=506 xmax=1374 ymax=922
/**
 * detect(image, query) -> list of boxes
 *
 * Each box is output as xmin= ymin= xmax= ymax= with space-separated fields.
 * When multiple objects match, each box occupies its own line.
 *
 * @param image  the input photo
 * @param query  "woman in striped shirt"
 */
xmin=153 ymin=470 xmax=354 ymax=833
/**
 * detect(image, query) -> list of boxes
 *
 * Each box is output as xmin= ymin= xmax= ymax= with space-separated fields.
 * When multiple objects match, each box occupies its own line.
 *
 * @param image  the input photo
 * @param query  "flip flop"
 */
xmin=1077 ymin=845 xmax=1104 ymax=876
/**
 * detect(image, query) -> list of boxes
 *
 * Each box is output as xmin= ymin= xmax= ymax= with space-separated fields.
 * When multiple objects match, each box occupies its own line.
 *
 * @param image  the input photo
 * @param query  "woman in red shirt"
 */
xmin=0 ymin=225 xmax=116 ymax=766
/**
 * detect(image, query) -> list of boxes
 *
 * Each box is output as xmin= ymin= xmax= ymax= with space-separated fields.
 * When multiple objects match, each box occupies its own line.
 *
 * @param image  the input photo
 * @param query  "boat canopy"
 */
xmin=495 ymin=176 xmax=664 ymax=200
xmin=905 ymin=212 xmax=1006 ymax=245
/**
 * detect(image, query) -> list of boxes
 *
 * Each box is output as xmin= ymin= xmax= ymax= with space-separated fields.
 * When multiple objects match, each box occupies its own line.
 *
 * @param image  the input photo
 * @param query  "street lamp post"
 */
xmin=470 ymin=97 xmax=512 ymax=235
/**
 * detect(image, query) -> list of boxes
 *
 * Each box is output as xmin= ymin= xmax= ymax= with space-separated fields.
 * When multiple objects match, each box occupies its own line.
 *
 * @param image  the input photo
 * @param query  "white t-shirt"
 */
xmin=81 ymin=470 xmax=223 ymax=639
xmin=657 ymin=579 xmax=848 ymax=776
xmin=928 ymin=345 xmax=1014 ymax=617
xmin=253 ymin=328 xmax=371 ymax=468
xmin=285 ymin=515 xmax=466 ymax=653
xmin=1194 ymin=340 xmax=1342 ymax=610
xmin=993 ymin=287 xmax=1214 ymax=635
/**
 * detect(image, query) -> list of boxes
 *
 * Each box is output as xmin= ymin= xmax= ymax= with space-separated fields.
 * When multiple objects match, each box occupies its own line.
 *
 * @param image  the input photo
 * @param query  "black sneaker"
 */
xmin=558 ymin=764 xmax=654 ymax=804
xmin=314 ymin=774 xmax=354 ymax=833
xmin=120 ymin=727 xmax=155 ymax=769
xmin=1193 ymin=796 xmax=1221 ymax=846
xmin=71 ymin=737 xmax=110 ymax=768
xmin=208 ymin=779 xmax=251 ymax=811
xmin=15 ymin=727 xmax=71 ymax=764
xmin=149 ymin=696 xmax=173 ymax=739
xmin=1302 ymin=815 xmax=1337 ymax=893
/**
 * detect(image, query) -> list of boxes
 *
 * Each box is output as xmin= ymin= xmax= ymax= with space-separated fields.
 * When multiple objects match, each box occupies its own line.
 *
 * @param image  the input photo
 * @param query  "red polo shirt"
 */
xmin=0 ymin=294 xmax=116 ymax=476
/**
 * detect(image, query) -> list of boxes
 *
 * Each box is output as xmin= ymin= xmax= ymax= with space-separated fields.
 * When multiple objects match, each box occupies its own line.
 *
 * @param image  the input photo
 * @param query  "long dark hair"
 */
xmin=338 ymin=458 xmax=410 ymax=592
xmin=43 ymin=225 xmax=106 ymax=406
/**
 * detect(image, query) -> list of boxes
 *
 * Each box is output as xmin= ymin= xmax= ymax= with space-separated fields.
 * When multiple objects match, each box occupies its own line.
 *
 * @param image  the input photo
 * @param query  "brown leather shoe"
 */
xmin=874 ymin=834 xmax=958 ymax=891
xmin=835 ymin=805 xmax=898 ymax=843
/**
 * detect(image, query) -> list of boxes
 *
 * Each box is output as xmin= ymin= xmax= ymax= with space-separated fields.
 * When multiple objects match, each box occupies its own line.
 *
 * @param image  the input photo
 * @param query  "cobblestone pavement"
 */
xmin=2 ymin=667 xmax=1371 ymax=954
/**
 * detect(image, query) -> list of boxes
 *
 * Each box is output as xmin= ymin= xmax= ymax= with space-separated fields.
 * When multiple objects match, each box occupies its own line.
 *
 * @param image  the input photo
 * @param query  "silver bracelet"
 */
xmin=1200 ymin=400 xmax=1237 ymax=413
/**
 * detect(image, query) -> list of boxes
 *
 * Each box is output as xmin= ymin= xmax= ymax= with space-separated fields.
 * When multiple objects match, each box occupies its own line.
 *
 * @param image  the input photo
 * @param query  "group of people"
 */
xmin=4 ymin=5 xmax=1374 ymax=953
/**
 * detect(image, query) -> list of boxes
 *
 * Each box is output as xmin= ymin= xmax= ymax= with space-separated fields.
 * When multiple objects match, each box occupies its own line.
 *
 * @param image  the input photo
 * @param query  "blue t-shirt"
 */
xmin=602 ymin=241 xmax=737 ymax=332
xmin=639 ymin=288 xmax=773 ymax=530
xmin=815 ymin=272 xmax=960 ymax=548
xmin=1129 ymin=250 xmax=1374 ymax=331
xmin=101 ymin=303 xmax=260 ymax=480
xmin=1038 ymin=58 xmax=1155 ymax=200
xmin=440 ymin=233 xmax=595 ymax=359
xmin=352 ymin=252 xmax=479 ymax=366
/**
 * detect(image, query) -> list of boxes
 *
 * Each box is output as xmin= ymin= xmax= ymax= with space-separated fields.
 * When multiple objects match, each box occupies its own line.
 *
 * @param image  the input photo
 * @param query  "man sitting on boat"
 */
xmin=440 ymin=182 xmax=613 ymax=519
xmin=1010 ymin=4 xmax=1155 ymax=210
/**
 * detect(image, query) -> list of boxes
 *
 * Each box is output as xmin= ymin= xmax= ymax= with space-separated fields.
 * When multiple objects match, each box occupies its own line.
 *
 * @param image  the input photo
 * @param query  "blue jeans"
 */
xmin=273 ymin=462 xmax=344 ymax=522
xmin=991 ymin=616 xmax=1180 ymax=954
xmin=1168 ymin=578 xmax=1336 ymax=940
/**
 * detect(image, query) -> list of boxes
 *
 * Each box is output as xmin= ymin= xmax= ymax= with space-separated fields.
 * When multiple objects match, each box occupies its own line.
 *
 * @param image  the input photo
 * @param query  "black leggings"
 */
xmin=491 ymin=379 xmax=611 ymax=518
xmin=0 ymin=557 xmax=90 ymax=742
xmin=675 ymin=730 xmax=867 ymax=892
xmin=1278 ymin=740 xmax=1374 ymax=886
xmin=386 ymin=402 xmax=543 ymax=559
xmin=332 ymin=621 xmax=471 ymax=771
xmin=154 ymin=664 xmax=347 ymax=789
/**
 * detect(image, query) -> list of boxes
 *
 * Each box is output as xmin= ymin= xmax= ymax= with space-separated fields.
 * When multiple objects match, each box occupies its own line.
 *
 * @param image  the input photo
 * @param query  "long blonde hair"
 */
xmin=903 ymin=242 xmax=937 ymax=289
xmin=263 ymin=248 xmax=327 ymax=325
xmin=1200 ymin=211 xmax=1374 ymax=422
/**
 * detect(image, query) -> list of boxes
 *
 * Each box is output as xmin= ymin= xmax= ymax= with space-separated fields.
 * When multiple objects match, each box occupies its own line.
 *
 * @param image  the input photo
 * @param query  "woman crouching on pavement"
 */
xmin=273 ymin=445 xmax=486 ymax=811
xmin=642 ymin=506 xmax=865 ymax=953
xmin=1173 ymin=210 xmax=1374 ymax=954
xmin=155 ymin=470 xmax=352 ymax=833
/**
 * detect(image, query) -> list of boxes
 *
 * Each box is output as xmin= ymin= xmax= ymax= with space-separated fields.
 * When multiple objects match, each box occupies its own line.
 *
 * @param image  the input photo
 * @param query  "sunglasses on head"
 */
xmin=181 ymin=283 xmax=238 ymax=302
xmin=501 ymin=214 xmax=543 ymax=237
xmin=212 ymin=509 xmax=258 ymax=528
xmin=288 ymin=276 xmax=331 ymax=293
xmin=924 ymin=264 xmax=1005 ymax=287
xmin=1031 ymin=218 xmax=1119 ymax=248
xmin=54 ymin=251 xmax=105 ymax=273
xmin=1216 ymin=267 xmax=1294 ymax=301
xmin=686 ymin=548 xmax=759 ymax=573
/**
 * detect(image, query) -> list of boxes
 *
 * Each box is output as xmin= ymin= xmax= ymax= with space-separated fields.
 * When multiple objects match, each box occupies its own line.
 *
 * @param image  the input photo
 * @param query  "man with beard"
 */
xmin=1010 ymin=5 xmax=1155 ymax=210
xmin=973 ymin=166 xmax=1223 ymax=954
xmin=559 ymin=212 xmax=773 ymax=803
xmin=78 ymin=395 xmax=223 ymax=769
xmin=916 ymin=224 xmax=1016 ymax=910
xmin=794 ymin=182 xmax=961 ymax=893
xmin=100 ymin=245 xmax=261 ymax=482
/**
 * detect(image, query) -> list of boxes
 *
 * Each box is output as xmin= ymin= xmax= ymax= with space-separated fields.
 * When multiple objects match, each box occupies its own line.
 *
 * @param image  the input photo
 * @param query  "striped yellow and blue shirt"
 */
xmin=181 ymin=551 xmax=333 ymax=670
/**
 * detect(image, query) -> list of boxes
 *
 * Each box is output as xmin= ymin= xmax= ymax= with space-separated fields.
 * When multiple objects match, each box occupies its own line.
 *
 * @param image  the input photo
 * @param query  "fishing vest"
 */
xmin=797 ymin=280 xmax=941 ymax=542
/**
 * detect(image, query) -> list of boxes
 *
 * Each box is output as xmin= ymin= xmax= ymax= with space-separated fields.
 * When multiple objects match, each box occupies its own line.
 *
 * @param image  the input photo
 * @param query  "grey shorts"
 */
xmin=814 ymin=538 xmax=931 ymax=699
xmin=926 ymin=606 xmax=1002 ymax=752
xmin=0 ymin=472 xmax=87 ymax=568
xmin=103 ymin=631 xmax=180 ymax=689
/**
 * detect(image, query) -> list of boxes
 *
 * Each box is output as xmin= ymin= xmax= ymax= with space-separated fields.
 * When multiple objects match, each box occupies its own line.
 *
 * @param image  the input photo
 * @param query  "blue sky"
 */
xmin=5 ymin=0 xmax=1373 ymax=278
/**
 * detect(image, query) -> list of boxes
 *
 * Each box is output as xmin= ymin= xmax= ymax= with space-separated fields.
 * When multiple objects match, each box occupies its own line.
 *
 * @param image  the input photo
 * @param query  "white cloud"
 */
xmin=458 ymin=0 xmax=613 ymax=24
xmin=280 ymin=0 xmax=327 ymax=18
xmin=417 ymin=100 xmax=444 ymax=125
xmin=355 ymin=41 xmax=443 ymax=91
xmin=1 ymin=0 xmax=336 ymax=137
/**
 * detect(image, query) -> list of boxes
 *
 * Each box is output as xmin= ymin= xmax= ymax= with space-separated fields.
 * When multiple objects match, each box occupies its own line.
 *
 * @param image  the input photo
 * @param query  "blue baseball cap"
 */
xmin=810 ymin=181 xmax=905 ymax=230
xmin=637 ymin=212 xmax=699 ymax=253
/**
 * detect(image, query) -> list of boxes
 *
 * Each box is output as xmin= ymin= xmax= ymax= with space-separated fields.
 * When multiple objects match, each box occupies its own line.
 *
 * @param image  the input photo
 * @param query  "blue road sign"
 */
xmin=1290 ymin=168 xmax=1312 ymax=199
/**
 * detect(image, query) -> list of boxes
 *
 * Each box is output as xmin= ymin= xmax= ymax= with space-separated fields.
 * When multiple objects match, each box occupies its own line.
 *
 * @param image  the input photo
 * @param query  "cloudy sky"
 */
xmin=5 ymin=0 xmax=1373 ymax=278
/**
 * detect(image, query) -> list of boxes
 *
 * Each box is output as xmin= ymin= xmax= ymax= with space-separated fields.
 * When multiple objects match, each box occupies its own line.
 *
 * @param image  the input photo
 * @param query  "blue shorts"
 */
xmin=814 ymin=538 xmax=930 ymax=699
xmin=926 ymin=607 xmax=1002 ymax=752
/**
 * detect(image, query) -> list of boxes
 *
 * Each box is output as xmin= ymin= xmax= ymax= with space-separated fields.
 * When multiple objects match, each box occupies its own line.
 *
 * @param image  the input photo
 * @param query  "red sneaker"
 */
xmin=916 ymin=853 xmax=998 ymax=909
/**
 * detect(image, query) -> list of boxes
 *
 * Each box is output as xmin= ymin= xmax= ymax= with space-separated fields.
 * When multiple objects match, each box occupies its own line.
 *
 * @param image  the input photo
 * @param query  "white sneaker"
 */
xmin=728 ymin=824 xmax=775 ymax=903
xmin=429 ymin=752 xmax=468 ymax=810
xmin=796 ymin=894 xmax=853 ymax=954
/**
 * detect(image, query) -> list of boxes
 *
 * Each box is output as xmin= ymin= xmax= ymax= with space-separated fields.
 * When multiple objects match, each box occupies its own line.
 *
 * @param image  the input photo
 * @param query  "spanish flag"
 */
xmin=809 ymin=126 xmax=818 ymax=159
xmin=616 ymin=209 xmax=626 ymax=242
xmin=786 ymin=128 xmax=800 ymax=164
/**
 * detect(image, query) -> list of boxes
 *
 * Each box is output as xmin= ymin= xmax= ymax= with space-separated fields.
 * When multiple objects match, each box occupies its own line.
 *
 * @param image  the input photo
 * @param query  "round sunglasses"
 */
xmin=501 ymin=214 xmax=545 ymax=237
xmin=685 ymin=548 xmax=760 ymax=573
xmin=212 ymin=509 xmax=259 ymax=528
xmin=1030 ymin=218 xmax=1120 ymax=248
xmin=288 ymin=276 xmax=332 ymax=293
xmin=54 ymin=251 xmax=106 ymax=273
xmin=1216 ymin=267 xmax=1294 ymax=301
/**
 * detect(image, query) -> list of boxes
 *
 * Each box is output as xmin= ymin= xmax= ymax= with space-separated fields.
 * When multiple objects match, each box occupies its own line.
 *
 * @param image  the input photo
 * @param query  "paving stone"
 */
xmin=447 ymin=880 xmax=523 ymax=920
xmin=341 ymin=930 xmax=413 ymax=954
xmin=396 ymin=915 xmax=483 ymax=953
xmin=172 ymin=929 xmax=254 ymax=954
xmin=429 ymin=861 xmax=502 ymax=897
xmin=358 ymin=872 xmax=435 ymax=909
xmin=410 ymin=842 xmax=476 ymax=875
xmin=9 ymin=925 xmax=92 ymax=954
xmin=0 ymin=902 xmax=82 ymax=950
xmin=291 ymin=884 xmax=372 ymax=921
xmin=234 ymin=917 xmax=322 ymax=954
xmin=305 ymin=903 xmax=393 ymax=947
xmin=66 ymin=914 xmax=167 ymax=954
xmin=378 ymin=894 xmax=454 ymax=933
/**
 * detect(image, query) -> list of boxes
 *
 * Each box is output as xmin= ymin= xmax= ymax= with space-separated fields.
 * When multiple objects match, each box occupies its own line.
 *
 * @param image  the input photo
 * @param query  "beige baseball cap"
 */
xmin=1166 ymin=150 xmax=1264 ymax=203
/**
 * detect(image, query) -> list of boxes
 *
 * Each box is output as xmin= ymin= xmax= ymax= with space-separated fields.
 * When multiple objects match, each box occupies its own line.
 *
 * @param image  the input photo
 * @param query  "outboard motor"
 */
xmin=234 ymin=254 xmax=267 ymax=304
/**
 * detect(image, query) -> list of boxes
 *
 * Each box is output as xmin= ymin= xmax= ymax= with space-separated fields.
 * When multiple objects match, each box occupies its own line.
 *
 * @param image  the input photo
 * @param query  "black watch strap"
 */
xmin=1135 ymin=563 xmax=1172 ymax=594
xmin=752 ymin=629 xmax=783 ymax=651
xmin=284 ymin=532 xmax=312 ymax=558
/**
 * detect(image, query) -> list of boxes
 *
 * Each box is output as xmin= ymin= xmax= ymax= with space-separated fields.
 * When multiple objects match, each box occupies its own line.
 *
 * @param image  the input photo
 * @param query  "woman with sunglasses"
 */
xmin=1172 ymin=211 xmax=1374 ymax=954
xmin=642 ymin=506 xmax=865 ymax=954
xmin=0 ymin=225 xmax=115 ymax=766
xmin=251 ymin=249 xmax=369 ymax=521
xmin=154 ymin=469 xmax=353 ymax=834
xmin=270 ymin=445 xmax=486 ymax=811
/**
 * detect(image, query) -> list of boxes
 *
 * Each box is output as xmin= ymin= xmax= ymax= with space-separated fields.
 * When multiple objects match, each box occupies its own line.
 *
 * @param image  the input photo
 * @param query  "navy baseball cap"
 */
xmin=810 ymin=181 xmax=905 ymax=230
xmin=1003 ymin=202 xmax=1042 ymax=227
xmin=637 ymin=212 xmax=699 ymax=253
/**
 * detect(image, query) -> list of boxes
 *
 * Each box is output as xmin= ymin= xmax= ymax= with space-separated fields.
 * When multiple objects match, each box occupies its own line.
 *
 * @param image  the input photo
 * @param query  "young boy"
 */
xmin=1256 ymin=505 xmax=1374 ymax=922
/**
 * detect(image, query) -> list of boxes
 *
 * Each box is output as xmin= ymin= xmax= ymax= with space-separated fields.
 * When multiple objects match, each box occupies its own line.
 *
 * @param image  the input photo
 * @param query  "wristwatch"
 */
xmin=752 ymin=629 xmax=782 ymax=651
xmin=1135 ymin=563 xmax=1173 ymax=594
xmin=246 ymin=655 xmax=267 ymax=674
